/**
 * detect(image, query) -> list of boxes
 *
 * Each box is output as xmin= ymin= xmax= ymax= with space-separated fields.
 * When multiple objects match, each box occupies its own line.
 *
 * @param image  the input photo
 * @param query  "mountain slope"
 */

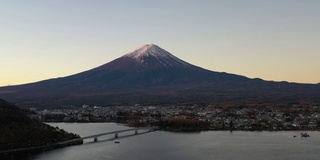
xmin=0 ymin=99 xmax=81 ymax=152
xmin=2 ymin=44 xmax=242 ymax=92
xmin=0 ymin=44 xmax=320 ymax=107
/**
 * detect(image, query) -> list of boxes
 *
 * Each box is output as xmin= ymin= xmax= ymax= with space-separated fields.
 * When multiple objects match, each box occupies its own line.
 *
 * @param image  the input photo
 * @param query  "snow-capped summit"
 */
xmin=124 ymin=44 xmax=158 ymax=59
xmin=124 ymin=44 xmax=190 ymax=68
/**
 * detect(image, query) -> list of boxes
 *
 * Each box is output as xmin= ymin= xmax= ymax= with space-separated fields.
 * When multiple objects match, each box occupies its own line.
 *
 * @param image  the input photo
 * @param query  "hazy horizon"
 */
xmin=1 ymin=0 xmax=319 ymax=86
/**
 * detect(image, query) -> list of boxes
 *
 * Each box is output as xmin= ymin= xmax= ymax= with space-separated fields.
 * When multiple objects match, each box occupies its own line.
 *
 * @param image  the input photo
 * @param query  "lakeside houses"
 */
xmin=30 ymin=104 xmax=320 ymax=131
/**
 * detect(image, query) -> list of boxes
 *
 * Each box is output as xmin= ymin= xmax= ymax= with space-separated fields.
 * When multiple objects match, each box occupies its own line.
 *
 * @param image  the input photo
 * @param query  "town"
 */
xmin=29 ymin=104 xmax=320 ymax=131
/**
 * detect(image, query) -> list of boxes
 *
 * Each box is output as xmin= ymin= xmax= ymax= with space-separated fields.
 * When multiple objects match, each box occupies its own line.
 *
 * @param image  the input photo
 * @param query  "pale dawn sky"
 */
xmin=1 ymin=0 xmax=319 ymax=86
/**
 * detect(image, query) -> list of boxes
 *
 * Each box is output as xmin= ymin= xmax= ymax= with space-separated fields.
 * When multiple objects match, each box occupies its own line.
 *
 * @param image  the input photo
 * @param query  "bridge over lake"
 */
xmin=0 ymin=126 xmax=159 ymax=155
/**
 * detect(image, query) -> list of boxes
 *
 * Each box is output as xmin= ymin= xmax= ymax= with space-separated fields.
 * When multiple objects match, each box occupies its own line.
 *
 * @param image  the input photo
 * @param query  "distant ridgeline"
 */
xmin=0 ymin=99 xmax=81 ymax=152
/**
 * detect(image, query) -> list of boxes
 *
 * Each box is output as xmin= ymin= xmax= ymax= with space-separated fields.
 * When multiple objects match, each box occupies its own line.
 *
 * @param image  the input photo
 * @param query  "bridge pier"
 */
xmin=115 ymin=133 xmax=118 ymax=138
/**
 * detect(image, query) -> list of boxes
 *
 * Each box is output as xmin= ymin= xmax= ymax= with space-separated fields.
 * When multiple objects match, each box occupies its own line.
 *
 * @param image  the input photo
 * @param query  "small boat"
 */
xmin=301 ymin=133 xmax=310 ymax=137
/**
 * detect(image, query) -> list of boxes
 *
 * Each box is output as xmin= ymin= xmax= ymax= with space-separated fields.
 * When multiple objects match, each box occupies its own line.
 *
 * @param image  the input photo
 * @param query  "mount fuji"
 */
xmin=0 ymin=44 xmax=319 ymax=107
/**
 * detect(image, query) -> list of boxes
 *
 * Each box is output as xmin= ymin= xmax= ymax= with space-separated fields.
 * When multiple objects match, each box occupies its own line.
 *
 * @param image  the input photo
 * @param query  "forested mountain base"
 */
xmin=0 ymin=99 xmax=81 ymax=152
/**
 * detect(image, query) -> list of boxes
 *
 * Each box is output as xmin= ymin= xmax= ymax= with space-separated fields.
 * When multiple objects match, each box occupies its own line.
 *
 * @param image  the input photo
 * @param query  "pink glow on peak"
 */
xmin=124 ymin=44 xmax=160 ymax=59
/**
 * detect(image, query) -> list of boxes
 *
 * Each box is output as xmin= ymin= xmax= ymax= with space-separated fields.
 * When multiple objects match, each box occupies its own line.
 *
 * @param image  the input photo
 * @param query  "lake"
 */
xmin=32 ymin=123 xmax=320 ymax=160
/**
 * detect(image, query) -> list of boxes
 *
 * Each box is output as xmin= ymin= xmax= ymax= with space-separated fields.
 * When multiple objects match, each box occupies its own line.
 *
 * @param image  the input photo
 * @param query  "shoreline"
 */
xmin=45 ymin=121 xmax=320 ymax=132
xmin=0 ymin=138 xmax=83 ymax=157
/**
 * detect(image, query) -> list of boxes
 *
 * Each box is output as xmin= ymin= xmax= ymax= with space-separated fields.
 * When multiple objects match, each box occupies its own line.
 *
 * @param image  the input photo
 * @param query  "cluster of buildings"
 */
xmin=30 ymin=104 xmax=320 ymax=131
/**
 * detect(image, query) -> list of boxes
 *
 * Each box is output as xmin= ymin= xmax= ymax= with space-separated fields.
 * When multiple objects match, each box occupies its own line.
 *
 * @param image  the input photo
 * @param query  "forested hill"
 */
xmin=0 ymin=99 xmax=81 ymax=151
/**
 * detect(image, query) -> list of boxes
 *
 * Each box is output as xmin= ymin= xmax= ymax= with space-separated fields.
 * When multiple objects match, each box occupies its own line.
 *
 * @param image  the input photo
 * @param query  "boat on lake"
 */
xmin=301 ymin=133 xmax=310 ymax=137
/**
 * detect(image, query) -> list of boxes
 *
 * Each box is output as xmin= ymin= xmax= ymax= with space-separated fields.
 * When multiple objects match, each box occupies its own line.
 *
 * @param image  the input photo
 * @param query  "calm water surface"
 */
xmin=33 ymin=123 xmax=320 ymax=160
